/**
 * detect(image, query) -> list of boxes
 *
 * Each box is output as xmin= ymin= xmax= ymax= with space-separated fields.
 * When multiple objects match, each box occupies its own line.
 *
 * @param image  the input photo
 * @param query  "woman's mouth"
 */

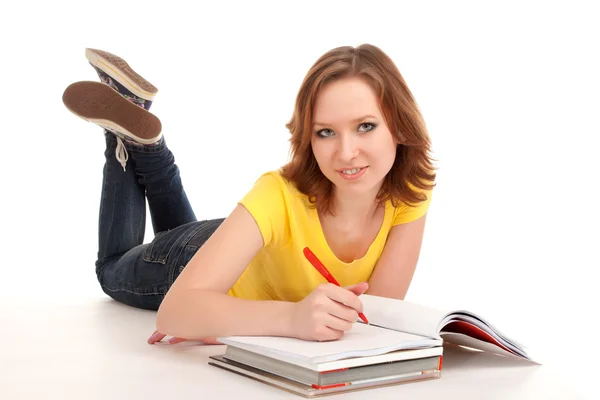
xmin=336 ymin=167 xmax=367 ymax=181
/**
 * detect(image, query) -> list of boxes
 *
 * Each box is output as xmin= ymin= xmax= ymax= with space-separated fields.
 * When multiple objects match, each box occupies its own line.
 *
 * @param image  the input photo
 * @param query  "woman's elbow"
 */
xmin=155 ymin=286 xmax=195 ymax=336
xmin=155 ymin=288 xmax=212 ymax=338
xmin=155 ymin=292 xmax=178 ymax=335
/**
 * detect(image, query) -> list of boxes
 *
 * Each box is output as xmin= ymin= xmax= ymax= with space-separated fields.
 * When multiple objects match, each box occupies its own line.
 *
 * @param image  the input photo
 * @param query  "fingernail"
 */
xmin=148 ymin=332 xmax=160 ymax=342
xmin=168 ymin=337 xmax=178 ymax=344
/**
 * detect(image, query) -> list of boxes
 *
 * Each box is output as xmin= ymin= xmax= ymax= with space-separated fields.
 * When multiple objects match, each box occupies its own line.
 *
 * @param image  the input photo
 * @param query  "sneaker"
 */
xmin=62 ymin=81 xmax=162 ymax=170
xmin=85 ymin=48 xmax=158 ymax=110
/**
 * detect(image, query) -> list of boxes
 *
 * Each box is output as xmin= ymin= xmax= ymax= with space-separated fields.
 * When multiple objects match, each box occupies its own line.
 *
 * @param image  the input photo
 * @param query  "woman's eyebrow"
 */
xmin=313 ymin=114 xmax=377 ymax=127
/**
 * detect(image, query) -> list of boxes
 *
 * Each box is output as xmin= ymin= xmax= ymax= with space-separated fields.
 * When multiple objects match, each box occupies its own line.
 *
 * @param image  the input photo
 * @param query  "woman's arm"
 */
xmin=156 ymin=204 xmax=295 ymax=339
xmin=366 ymin=214 xmax=428 ymax=300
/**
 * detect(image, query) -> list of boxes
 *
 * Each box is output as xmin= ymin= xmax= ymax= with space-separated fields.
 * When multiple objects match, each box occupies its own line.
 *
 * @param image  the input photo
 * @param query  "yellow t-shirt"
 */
xmin=227 ymin=170 xmax=431 ymax=302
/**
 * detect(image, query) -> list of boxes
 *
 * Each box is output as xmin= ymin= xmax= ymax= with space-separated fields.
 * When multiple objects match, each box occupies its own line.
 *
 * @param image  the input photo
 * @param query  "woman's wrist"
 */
xmin=270 ymin=300 xmax=296 ymax=338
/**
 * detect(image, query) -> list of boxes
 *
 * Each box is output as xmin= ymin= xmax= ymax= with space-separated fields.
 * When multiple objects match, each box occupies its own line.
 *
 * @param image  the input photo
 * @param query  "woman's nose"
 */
xmin=336 ymin=134 xmax=359 ymax=161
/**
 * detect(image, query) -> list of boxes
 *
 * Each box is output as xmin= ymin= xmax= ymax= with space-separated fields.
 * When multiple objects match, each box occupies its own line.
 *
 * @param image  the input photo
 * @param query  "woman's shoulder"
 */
xmin=240 ymin=169 xmax=308 ymax=248
xmin=250 ymin=169 xmax=305 ymax=198
xmin=388 ymin=185 xmax=433 ymax=226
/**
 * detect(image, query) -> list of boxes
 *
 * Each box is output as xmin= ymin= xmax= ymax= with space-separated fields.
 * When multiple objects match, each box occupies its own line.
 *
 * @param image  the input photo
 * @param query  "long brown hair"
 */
xmin=281 ymin=44 xmax=436 ymax=215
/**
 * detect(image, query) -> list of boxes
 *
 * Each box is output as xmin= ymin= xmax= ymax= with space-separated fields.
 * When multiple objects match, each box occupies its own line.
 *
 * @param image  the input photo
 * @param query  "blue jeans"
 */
xmin=95 ymin=132 xmax=223 ymax=310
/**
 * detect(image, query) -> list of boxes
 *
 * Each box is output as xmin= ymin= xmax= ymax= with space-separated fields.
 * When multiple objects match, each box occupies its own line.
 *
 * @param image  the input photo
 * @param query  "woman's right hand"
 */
xmin=288 ymin=281 xmax=369 ymax=342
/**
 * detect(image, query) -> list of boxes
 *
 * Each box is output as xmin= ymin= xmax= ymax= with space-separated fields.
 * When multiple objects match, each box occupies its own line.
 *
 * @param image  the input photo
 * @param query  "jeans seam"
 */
xmin=100 ymin=284 xmax=166 ymax=296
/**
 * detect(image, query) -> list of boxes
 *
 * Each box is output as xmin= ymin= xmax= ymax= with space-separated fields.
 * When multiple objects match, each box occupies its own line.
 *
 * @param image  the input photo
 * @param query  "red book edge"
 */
xmin=443 ymin=320 xmax=516 ymax=354
xmin=311 ymin=382 xmax=348 ymax=389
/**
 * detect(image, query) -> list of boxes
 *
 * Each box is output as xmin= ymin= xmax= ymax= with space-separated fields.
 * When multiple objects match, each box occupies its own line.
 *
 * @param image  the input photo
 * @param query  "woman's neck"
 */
xmin=329 ymin=187 xmax=382 ymax=223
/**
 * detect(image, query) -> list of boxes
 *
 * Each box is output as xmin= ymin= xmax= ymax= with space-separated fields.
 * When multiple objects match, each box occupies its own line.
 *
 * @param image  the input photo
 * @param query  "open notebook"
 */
xmin=359 ymin=294 xmax=531 ymax=360
xmin=216 ymin=294 xmax=533 ymax=369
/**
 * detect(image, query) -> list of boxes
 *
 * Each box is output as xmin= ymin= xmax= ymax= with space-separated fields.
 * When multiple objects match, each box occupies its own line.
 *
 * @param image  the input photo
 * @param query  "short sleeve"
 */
xmin=392 ymin=189 xmax=433 ymax=226
xmin=239 ymin=172 xmax=289 ymax=248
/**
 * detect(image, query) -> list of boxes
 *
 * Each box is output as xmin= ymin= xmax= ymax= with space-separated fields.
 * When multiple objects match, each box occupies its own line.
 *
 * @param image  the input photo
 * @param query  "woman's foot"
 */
xmin=85 ymin=48 xmax=157 ymax=110
xmin=62 ymin=81 xmax=162 ymax=170
xmin=63 ymin=81 xmax=161 ymax=142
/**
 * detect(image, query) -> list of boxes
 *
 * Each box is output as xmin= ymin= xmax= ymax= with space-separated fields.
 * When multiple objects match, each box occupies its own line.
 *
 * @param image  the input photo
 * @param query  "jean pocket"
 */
xmin=175 ymin=244 xmax=200 ymax=276
xmin=187 ymin=218 xmax=224 ymax=247
xmin=142 ymin=230 xmax=182 ymax=265
xmin=142 ymin=220 xmax=223 ymax=266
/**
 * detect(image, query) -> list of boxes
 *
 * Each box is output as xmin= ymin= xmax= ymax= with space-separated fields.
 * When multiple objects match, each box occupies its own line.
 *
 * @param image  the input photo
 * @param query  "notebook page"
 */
xmin=360 ymin=294 xmax=450 ymax=339
xmin=218 ymin=323 xmax=440 ymax=366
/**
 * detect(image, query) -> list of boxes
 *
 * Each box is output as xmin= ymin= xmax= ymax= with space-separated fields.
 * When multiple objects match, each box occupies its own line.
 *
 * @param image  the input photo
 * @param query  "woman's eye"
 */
xmin=358 ymin=123 xmax=376 ymax=133
xmin=317 ymin=129 xmax=334 ymax=137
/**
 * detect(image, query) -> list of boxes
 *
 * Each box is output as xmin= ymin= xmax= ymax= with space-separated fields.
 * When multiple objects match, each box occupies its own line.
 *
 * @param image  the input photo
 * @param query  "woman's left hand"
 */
xmin=147 ymin=330 xmax=222 ymax=345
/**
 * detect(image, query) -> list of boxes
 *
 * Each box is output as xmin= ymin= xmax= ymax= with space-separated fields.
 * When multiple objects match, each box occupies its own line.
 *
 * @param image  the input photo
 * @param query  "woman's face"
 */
xmin=311 ymin=76 xmax=398 ymax=198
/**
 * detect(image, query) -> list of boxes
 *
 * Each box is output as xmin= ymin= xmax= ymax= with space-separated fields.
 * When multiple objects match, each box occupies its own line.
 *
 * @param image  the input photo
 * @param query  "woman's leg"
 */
xmin=129 ymin=136 xmax=196 ymax=234
xmin=82 ymin=47 xmax=197 ymax=234
xmin=64 ymin=78 xmax=223 ymax=310
xmin=95 ymin=132 xmax=214 ymax=310
xmin=96 ymin=131 xmax=147 ymax=265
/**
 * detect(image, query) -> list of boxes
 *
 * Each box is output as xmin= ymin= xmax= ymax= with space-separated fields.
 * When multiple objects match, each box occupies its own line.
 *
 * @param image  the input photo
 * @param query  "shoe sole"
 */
xmin=62 ymin=81 xmax=162 ymax=143
xmin=85 ymin=48 xmax=158 ymax=101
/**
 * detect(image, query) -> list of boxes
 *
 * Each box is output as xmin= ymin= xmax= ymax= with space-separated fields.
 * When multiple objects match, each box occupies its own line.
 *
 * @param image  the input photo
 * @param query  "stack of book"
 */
xmin=209 ymin=294 xmax=533 ymax=398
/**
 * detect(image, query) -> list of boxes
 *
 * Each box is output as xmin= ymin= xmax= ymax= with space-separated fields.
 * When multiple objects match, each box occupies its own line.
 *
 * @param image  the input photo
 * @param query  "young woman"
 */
xmin=63 ymin=44 xmax=436 ymax=345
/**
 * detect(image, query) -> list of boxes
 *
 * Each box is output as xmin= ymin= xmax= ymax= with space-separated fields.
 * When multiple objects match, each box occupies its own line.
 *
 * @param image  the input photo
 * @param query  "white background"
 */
xmin=1 ymin=1 xmax=597 ymax=398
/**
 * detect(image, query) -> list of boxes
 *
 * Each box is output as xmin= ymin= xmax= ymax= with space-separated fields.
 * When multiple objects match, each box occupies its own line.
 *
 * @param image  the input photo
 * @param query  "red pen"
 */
xmin=303 ymin=247 xmax=369 ymax=324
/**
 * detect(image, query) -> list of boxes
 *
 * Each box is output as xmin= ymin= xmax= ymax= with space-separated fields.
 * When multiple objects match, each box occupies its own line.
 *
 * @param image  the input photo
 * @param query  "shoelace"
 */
xmin=115 ymin=136 xmax=129 ymax=171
